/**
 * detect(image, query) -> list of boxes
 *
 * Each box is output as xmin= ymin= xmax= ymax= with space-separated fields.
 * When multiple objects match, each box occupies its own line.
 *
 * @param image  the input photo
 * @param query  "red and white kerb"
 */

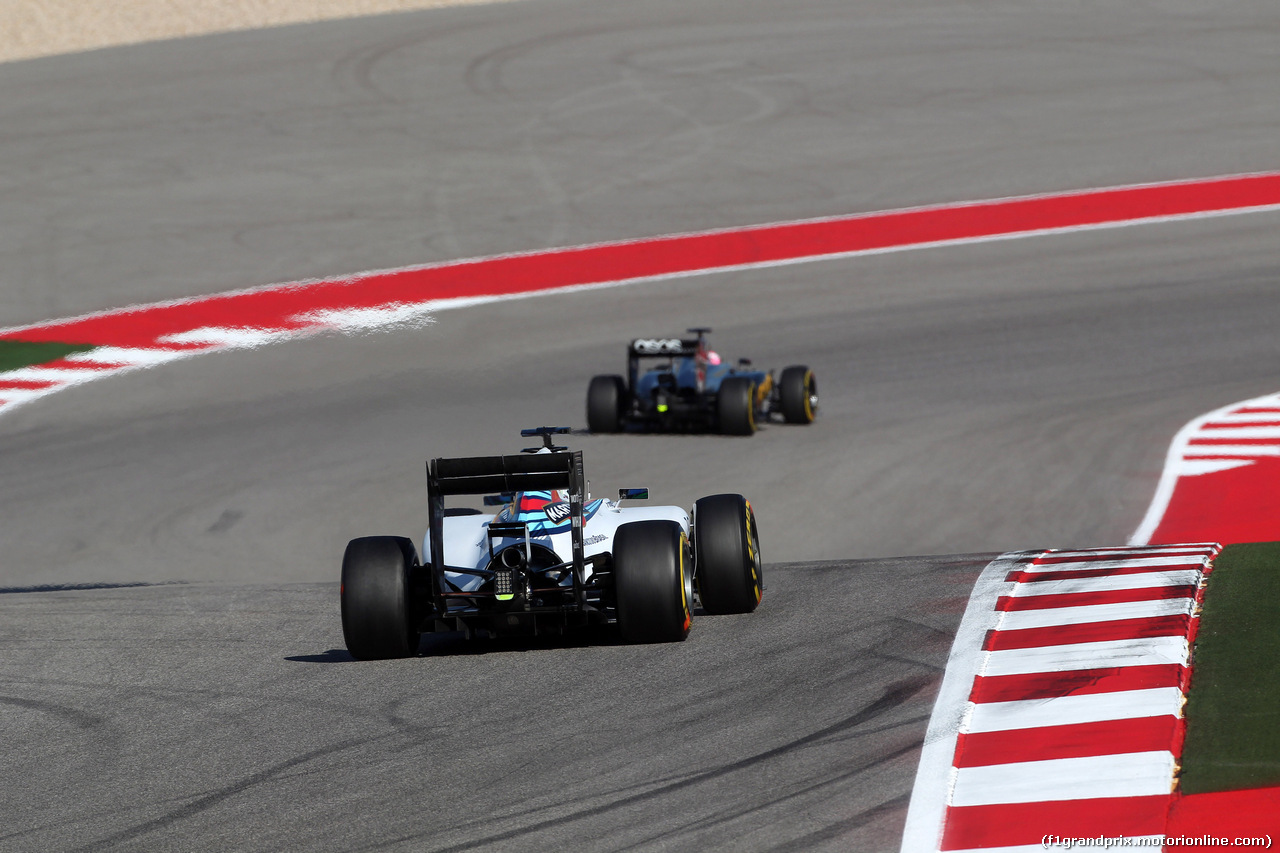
xmin=902 ymin=544 xmax=1219 ymax=852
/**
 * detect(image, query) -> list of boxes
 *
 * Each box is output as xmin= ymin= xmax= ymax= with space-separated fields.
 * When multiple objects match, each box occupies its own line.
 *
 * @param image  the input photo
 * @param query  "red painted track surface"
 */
xmin=1167 ymin=786 xmax=1280 ymax=843
xmin=1131 ymin=394 xmax=1280 ymax=848
xmin=5 ymin=172 xmax=1280 ymax=423
xmin=1155 ymin=459 xmax=1280 ymax=545
xmin=1136 ymin=393 xmax=1280 ymax=548
xmin=4 ymin=172 xmax=1280 ymax=350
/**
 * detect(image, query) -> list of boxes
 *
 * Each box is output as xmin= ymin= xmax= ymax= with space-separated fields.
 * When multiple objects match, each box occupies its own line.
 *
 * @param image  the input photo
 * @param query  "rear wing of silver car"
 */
xmin=628 ymin=337 xmax=702 ymax=358
xmin=627 ymin=337 xmax=703 ymax=391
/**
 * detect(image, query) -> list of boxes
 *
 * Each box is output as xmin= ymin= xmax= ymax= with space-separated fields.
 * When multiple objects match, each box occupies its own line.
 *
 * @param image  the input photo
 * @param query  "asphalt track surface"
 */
xmin=2 ymin=1 xmax=1279 ymax=850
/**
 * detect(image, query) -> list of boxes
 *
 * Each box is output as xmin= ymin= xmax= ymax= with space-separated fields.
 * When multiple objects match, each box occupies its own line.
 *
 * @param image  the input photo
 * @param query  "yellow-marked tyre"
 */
xmin=693 ymin=494 xmax=763 ymax=615
xmin=340 ymin=536 xmax=421 ymax=660
xmin=613 ymin=521 xmax=693 ymax=643
xmin=779 ymin=366 xmax=818 ymax=425
xmin=717 ymin=376 xmax=757 ymax=436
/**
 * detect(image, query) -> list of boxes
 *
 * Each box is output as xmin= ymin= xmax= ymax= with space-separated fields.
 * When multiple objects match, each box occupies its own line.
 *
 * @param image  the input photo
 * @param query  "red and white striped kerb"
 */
xmin=902 ymin=543 xmax=1220 ymax=852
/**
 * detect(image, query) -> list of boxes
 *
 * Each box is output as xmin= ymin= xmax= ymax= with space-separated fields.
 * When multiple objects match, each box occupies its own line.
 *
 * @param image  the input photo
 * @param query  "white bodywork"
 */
xmin=423 ymin=497 xmax=689 ymax=593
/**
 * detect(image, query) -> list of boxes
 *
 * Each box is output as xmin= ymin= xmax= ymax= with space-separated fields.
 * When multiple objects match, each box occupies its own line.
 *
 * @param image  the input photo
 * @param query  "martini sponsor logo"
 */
xmin=543 ymin=502 xmax=571 ymax=524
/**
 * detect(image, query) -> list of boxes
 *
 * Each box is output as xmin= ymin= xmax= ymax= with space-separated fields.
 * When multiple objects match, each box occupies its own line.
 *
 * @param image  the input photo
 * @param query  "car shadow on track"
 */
xmin=285 ymin=649 xmax=356 ymax=663
xmin=0 ymin=580 xmax=188 ymax=595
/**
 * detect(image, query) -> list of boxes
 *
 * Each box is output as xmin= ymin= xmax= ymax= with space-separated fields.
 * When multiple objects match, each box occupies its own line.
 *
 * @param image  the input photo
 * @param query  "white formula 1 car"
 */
xmin=340 ymin=427 xmax=763 ymax=659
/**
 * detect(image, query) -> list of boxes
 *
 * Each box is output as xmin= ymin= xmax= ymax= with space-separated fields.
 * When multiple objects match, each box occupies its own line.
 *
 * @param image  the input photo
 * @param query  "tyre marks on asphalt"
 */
xmin=0 ymin=695 xmax=105 ymax=730
xmin=3 ymin=171 xmax=1280 ymax=418
xmin=901 ymin=544 xmax=1219 ymax=852
xmin=66 ymin=735 xmax=388 ymax=853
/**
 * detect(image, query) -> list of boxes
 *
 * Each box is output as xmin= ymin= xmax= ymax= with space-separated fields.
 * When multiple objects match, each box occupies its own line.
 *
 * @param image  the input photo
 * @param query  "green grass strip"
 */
xmin=0 ymin=340 xmax=96 ymax=373
xmin=1180 ymin=541 xmax=1280 ymax=794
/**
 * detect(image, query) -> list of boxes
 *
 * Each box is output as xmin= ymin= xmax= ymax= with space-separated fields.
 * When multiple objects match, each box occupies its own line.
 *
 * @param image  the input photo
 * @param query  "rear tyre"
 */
xmin=694 ymin=494 xmax=763 ymax=615
xmin=340 ymin=536 xmax=421 ymax=660
xmin=717 ymin=376 xmax=757 ymax=436
xmin=613 ymin=521 xmax=693 ymax=643
xmin=587 ymin=375 xmax=627 ymax=433
xmin=779 ymin=366 xmax=818 ymax=424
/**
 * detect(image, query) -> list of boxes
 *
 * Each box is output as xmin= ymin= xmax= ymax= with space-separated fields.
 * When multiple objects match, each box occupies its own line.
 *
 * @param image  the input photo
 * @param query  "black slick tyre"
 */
xmin=717 ymin=376 xmax=757 ymax=436
xmin=613 ymin=520 xmax=693 ymax=643
xmin=340 ymin=536 xmax=421 ymax=660
xmin=779 ymin=366 xmax=818 ymax=424
xmin=694 ymin=494 xmax=763 ymax=615
xmin=587 ymin=375 xmax=627 ymax=433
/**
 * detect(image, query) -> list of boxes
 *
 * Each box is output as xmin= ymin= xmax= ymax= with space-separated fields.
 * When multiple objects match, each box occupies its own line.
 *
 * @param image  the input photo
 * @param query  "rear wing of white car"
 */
xmin=425 ymin=432 xmax=588 ymax=607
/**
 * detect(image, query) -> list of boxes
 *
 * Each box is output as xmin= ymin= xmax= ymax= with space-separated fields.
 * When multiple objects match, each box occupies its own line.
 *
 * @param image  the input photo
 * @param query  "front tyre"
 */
xmin=340 ymin=536 xmax=421 ymax=660
xmin=717 ymin=376 xmax=757 ymax=436
xmin=779 ymin=366 xmax=818 ymax=424
xmin=694 ymin=494 xmax=763 ymax=615
xmin=587 ymin=375 xmax=627 ymax=433
xmin=613 ymin=521 xmax=693 ymax=643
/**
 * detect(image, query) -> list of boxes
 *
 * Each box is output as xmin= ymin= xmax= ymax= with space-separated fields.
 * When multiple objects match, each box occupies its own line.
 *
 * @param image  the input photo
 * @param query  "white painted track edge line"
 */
xmin=0 ymin=390 xmax=58 ymax=414
xmin=0 ymin=387 xmax=58 ymax=403
xmin=898 ymin=550 xmax=1035 ymax=853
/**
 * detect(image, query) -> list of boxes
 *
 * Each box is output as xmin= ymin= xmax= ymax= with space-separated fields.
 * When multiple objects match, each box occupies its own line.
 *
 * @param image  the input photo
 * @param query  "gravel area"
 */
xmin=0 ymin=0 xmax=517 ymax=63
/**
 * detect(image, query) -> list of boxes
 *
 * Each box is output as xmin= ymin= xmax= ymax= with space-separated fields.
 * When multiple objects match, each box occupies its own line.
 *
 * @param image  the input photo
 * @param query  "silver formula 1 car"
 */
xmin=587 ymin=328 xmax=818 ymax=435
xmin=340 ymin=427 xmax=763 ymax=659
